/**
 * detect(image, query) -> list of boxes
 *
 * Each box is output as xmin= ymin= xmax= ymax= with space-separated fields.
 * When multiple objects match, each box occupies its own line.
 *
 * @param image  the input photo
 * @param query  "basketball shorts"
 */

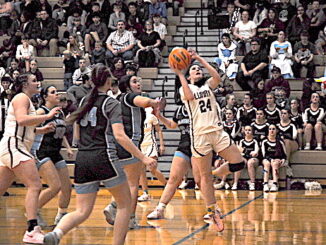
xmin=33 ymin=149 xmax=67 ymax=170
xmin=141 ymin=143 xmax=158 ymax=158
xmin=74 ymin=149 xmax=126 ymax=194
xmin=176 ymin=134 xmax=191 ymax=158
xmin=116 ymin=139 xmax=140 ymax=166
xmin=191 ymin=130 xmax=232 ymax=158
xmin=0 ymin=136 xmax=34 ymax=169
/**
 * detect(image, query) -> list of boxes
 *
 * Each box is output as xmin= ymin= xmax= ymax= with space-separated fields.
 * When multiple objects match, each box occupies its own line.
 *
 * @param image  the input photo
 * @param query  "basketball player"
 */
xmin=104 ymin=75 xmax=160 ymax=229
xmin=44 ymin=65 xmax=157 ymax=245
xmin=173 ymin=49 xmax=245 ymax=231
xmin=0 ymin=74 xmax=61 ymax=244
xmin=138 ymin=107 xmax=166 ymax=202
xmin=31 ymin=85 xmax=73 ymax=226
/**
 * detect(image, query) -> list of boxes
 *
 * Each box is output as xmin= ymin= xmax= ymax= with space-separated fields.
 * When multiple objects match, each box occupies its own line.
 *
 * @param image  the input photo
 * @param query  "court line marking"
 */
xmin=172 ymin=193 xmax=264 ymax=245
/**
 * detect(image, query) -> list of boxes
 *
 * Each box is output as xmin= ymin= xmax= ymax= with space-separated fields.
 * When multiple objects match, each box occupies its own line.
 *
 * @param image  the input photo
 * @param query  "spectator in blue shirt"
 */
xmin=148 ymin=0 xmax=167 ymax=25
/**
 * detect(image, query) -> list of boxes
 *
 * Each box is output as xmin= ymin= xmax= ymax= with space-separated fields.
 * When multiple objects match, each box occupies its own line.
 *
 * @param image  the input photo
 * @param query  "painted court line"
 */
xmin=172 ymin=193 xmax=264 ymax=245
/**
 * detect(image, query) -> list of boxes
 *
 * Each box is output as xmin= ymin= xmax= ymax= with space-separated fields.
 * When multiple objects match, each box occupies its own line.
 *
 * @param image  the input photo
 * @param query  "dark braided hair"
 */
xmin=118 ymin=75 xmax=133 ymax=93
xmin=66 ymin=64 xmax=113 ymax=125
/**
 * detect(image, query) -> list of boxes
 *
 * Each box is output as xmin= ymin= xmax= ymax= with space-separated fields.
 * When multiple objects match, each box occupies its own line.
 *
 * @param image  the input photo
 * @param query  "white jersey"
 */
xmin=141 ymin=113 xmax=158 ymax=147
xmin=3 ymin=95 xmax=36 ymax=150
xmin=180 ymin=83 xmax=223 ymax=136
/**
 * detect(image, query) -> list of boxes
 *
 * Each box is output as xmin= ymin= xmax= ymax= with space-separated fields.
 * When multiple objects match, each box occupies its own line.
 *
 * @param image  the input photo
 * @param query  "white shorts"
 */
xmin=191 ymin=130 xmax=232 ymax=158
xmin=141 ymin=143 xmax=158 ymax=158
xmin=0 ymin=137 xmax=34 ymax=169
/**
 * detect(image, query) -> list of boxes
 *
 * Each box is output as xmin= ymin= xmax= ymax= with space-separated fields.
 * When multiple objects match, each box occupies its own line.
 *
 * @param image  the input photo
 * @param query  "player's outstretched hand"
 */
xmin=143 ymin=156 xmax=157 ymax=170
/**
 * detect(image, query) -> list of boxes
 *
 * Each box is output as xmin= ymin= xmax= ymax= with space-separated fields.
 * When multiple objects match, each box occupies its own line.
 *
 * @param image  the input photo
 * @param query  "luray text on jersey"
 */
xmin=193 ymin=89 xmax=211 ymax=100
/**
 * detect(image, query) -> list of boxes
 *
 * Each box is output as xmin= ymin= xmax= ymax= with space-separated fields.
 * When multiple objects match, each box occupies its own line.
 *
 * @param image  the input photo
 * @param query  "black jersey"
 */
xmin=277 ymin=122 xmax=297 ymax=140
xmin=118 ymin=93 xmax=145 ymax=142
xmin=264 ymin=106 xmax=281 ymax=125
xmin=221 ymin=106 xmax=238 ymax=121
xmin=302 ymin=107 xmax=325 ymax=125
xmin=291 ymin=111 xmax=303 ymax=129
xmin=78 ymin=93 xmax=121 ymax=163
xmin=173 ymin=105 xmax=191 ymax=156
xmin=236 ymin=105 xmax=257 ymax=126
xmin=239 ymin=138 xmax=259 ymax=159
xmin=251 ymin=121 xmax=269 ymax=141
xmin=32 ymin=105 xmax=66 ymax=153
xmin=261 ymin=138 xmax=286 ymax=160
xmin=223 ymin=120 xmax=241 ymax=141
xmin=0 ymin=95 xmax=9 ymax=134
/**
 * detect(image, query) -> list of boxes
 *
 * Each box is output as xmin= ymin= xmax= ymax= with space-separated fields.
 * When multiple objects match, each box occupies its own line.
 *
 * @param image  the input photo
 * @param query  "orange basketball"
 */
xmin=168 ymin=47 xmax=191 ymax=70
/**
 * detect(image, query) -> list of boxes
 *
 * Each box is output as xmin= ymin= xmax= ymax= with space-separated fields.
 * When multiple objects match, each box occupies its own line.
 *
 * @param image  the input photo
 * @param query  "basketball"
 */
xmin=168 ymin=47 xmax=191 ymax=70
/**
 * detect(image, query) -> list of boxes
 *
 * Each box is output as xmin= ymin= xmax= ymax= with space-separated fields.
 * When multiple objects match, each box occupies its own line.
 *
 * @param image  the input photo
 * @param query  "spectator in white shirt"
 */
xmin=16 ymin=36 xmax=34 ymax=72
xmin=72 ymin=58 xmax=92 ymax=85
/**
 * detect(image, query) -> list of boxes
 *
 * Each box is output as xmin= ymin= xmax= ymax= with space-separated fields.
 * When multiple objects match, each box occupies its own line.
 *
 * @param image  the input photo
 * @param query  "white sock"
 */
xmin=53 ymin=228 xmax=64 ymax=239
xmin=306 ymin=143 xmax=310 ymax=147
xmin=157 ymin=203 xmax=166 ymax=210
xmin=317 ymin=143 xmax=322 ymax=147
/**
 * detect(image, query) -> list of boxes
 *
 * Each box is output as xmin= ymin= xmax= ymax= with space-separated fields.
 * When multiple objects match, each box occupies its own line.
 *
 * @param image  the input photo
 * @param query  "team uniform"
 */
xmin=31 ymin=106 xmax=67 ymax=169
xmin=115 ymin=93 xmax=145 ymax=165
xmin=0 ymin=97 xmax=35 ymax=168
xmin=261 ymin=138 xmax=287 ymax=163
xmin=0 ymin=94 xmax=9 ymax=140
xmin=172 ymin=105 xmax=191 ymax=161
xmin=180 ymin=83 xmax=231 ymax=158
xmin=302 ymin=107 xmax=325 ymax=126
xmin=264 ymin=106 xmax=281 ymax=125
xmin=291 ymin=111 xmax=303 ymax=130
xmin=277 ymin=122 xmax=298 ymax=141
xmin=251 ymin=121 xmax=270 ymax=142
xmin=221 ymin=106 xmax=238 ymax=121
xmin=223 ymin=119 xmax=241 ymax=142
xmin=141 ymin=112 xmax=159 ymax=158
xmin=236 ymin=105 xmax=257 ymax=126
xmin=74 ymin=93 xmax=126 ymax=194
xmin=238 ymin=138 xmax=260 ymax=161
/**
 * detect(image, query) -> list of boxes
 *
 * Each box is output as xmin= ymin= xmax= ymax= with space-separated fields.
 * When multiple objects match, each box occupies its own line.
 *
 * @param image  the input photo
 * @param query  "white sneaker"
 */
xmin=195 ymin=184 xmax=199 ymax=190
xmin=54 ymin=212 xmax=67 ymax=225
xmin=249 ymin=182 xmax=255 ymax=191
xmin=315 ymin=146 xmax=323 ymax=150
xmin=231 ymin=183 xmax=238 ymax=190
xmin=213 ymin=182 xmax=225 ymax=190
xmin=304 ymin=145 xmax=310 ymax=150
xmin=270 ymin=183 xmax=278 ymax=192
xmin=129 ymin=216 xmax=139 ymax=229
xmin=23 ymin=226 xmax=44 ymax=244
xmin=263 ymin=183 xmax=269 ymax=192
xmin=224 ymin=183 xmax=230 ymax=190
xmin=147 ymin=208 xmax=164 ymax=220
xmin=138 ymin=193 xmax=151 ymax=202
xmin=178 ymin=180 xmax=188 ymax=189
xmin=103 ymin=203 xmax=117 ymax=225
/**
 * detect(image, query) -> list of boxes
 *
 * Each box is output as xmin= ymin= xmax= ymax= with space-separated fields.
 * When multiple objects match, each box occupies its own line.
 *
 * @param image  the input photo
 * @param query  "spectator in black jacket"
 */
xmin=29 ymin=10 xmax=58 ymax=56
xmin=63 ymin=50 xmax=77 ymax=90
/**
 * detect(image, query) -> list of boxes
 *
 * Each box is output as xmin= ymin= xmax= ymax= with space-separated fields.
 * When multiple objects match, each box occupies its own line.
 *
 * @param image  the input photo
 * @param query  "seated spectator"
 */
xmin=251 ymin=109 xmax=269 ymax=142
xmin=286 ymin=5 xmax=310 ymax=45
xmin=16 ymin=36 xmax=34 ymax=72
xmin=63 ymin=50 xmax=77 ymax=90
xmin=265 ymin=66 xmax=291 ymax=97
xmin=221 ymin=94 xmax=238 ymax=120
xmin=236 ymin=38 xmax=269 ymax=90
xmin=293 ymin=31 xmax=315 ymax=78
xmin=125 ymin=62 xmax=138 ymax=76
xmin=251 ymin=79 xmax=266 ymax=108
xmin=234 ymin=0 xmax=254 ymax=17
xmin=269 ymin=31 xmax=293 ymax=78
xmin=39 ymin=0 xmax=52 ymax=16
xmin=11 ymin=70 xmax=20 ymax=82
xmin=274 ymin=87 xmax=290 ymax=109
xmin=277 ymin=108 xmax=298 ymax=163
xmin=233 ymin=10 xmax=257 ymax=56
xmin=0 ymin=75 xmax=12 ymax=140
xmin=301 ymin=78 xmax=321 ymax=110
xmin=94 ymin=0 xmax=111 ymax=25
xmin=315 ymin=26 xmax=326 ymax=55
xmin=72 ymin=58 xmax=92 ymax=85
xmin=0 ymin=0 xmax=13 ymax=35
xmin=67 ymin=74 xmax=92 ymax=106
xmin=306 ymin=0 xmax=325 ymax=41
xmin=52 ymin=0 xmax=69 ymax=26
xmin=85 ymin=3 xmax=106 ymax=27
xmin=9 ymin=12 xmax=34 ymax=46
xmin=6 ymin=58 xmax=20 ymax=75
xmin=107 ymin=79 xmax=121 ymax=99
xmin=91 ymin=41 xmax=106 ymax=65
xmin=29 ymin=59 xmax=43 ymax=83
xmin=212 ymin=67 xmax=234 ymax=106
xmin=264 ymin=92 xmax=281 ymax=124
xmin=67 ymin=10 xmax=86 ymax=36
xmin=237 ymin=93 xmax=257 ymax=126
xmin=0 ymin=39 xmax=16 ymax=68
xmin=253 ymin=0 xmax=269 ymax=26
xmin=238 ymin=125 xmax=260 ymax=191
xmin=84 ymin=13 xmax=108 ymax=55
xmin=136 ymin=0 xmax=150 ymax=23
xmin=29 ymin=10 xmax=59 ymax=57
xmin=70 ymin=17 xmax=86 ymax=44
xmin=106 ymin=20 xmax=135 ymax=62
xmin=225 ymin=2 xmax=239 ymax=34
xmin=153 ymin=13 xmax=167 ymax=50
xmin=111 ymin=57 xmax=126 ymax=81
xmin=261 ymin=124 xmax=287 ymax=192
xmin=290 ymin=98 xmax=303 ymax=148
xmin=214 ymin=33 xmax=238 ymax=80
xmin=108 ymin=3 xmax=126 ymax=32
xmin=303 ymin=93 xmax=325 ymax=150
xmin=277 ymin=0 xmax=296 ymax=26
xmin=126 ymin=2 xmax=144 ymax=39
xmin=67 ymin=34 xmax=84 ymax=61
xmin=149 ymin=0 xmax=167 ymax=25
xmin=135 ymin=21 xmax=161 ymax=67
xmin=258 ymin=8 xmax=285 ymax=50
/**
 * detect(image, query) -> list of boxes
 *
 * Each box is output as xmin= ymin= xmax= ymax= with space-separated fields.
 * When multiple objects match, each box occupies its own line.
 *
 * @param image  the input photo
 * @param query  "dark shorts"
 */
xmin=74 ymin=149 xmax=125 ymax=190
xmin=176 ymin=134 xmax=191 ymax=158
xmin=116 ymin=140 xmax=140 ymax=166
xmin=34 ymin=150 xmax=66 ymax=169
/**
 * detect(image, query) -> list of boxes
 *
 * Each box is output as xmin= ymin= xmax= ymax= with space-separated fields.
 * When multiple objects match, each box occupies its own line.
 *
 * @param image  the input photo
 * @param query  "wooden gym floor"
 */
xmin=1 ymin=188 xmax=326 ymax=244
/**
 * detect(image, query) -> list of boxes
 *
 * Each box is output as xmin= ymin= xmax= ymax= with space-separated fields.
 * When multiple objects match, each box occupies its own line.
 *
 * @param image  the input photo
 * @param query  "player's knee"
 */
xmin=229 ymin=161 xmax=245 ymax=172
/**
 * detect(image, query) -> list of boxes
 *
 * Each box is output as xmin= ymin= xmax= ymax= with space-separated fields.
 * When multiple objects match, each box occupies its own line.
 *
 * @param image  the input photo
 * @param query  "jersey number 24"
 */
xmin=199 ymin=99 xmax=212 ymax=113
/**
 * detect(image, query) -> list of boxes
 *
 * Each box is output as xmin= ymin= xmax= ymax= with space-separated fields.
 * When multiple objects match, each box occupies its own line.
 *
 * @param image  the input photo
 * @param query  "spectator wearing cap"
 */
xmin=265 ymin=66 xmax=290 ymax=97
xmin=286 ymin=5 xmax=310 ymax=45
xmin=84 ymin=13 xmax=108 ymax=55
xmin=108 ymin=3 xmax=126 ymax=32
xmin=293 ymin=31 xmax=315 ymax=78
xmin=149 ymin=0 xmax=167 ymax=25
xmin=236 ymin=38 xmax=269 ymax=91
xmin=63 ymin=50 xmax=77 ymax=90
xmin=106 ymin=20 xmax=135 ymax=62
xmin=269 ymin=31 xmax=293 ymax=78
xmin=153 ymin=13 xmax=167 ymax=50
xmin=72 ymin=58 xmax=92 ymax=85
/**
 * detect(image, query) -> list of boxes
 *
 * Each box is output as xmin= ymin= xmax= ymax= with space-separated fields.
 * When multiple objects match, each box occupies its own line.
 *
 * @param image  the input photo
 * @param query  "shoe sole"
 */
xmin=147 ymin=215 xmax=164 ymax=220
xmin=211 ymin=214 xmax=224 ymax=232
xmin=103 ymin=210 xmax=115 ymax=225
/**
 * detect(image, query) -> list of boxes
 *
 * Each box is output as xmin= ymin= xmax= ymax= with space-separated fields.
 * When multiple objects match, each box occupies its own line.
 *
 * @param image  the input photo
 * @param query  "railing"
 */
xmin=194 ymin=0 xmax=205 ymax=53
xmin=183 ymin=29 xmax=188 ymax=49
xmin=161 ymin=76 xmax=168 ymax=118
xmin=195 ymin=9 xmax=199 ymax=53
